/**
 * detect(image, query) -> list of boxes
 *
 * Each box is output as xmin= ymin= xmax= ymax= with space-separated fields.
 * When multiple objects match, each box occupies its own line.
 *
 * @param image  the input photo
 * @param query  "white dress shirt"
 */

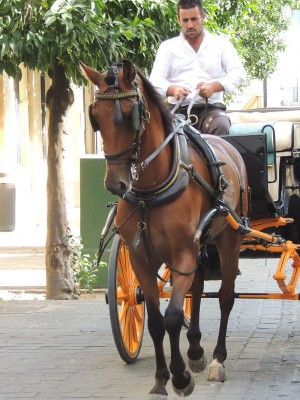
xmin=150 ymin=30 xmax=246 ymax=105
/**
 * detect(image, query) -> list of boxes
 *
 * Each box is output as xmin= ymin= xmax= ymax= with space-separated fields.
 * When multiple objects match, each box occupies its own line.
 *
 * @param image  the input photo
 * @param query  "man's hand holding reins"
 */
xmin=167 ymin=85 xmax=191 ymax=100
xmin=197 ymin=81 xmax=224 ymax=99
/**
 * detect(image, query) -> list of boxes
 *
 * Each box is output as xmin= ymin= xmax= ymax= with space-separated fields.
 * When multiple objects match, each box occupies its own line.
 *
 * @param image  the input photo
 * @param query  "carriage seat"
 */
xmin=229 ymin=120 xmax=300 ymax=164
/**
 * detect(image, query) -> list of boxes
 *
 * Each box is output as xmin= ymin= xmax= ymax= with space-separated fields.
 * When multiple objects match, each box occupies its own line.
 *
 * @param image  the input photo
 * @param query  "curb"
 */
xmin=0 ymin=287 xmax=107 ymax=294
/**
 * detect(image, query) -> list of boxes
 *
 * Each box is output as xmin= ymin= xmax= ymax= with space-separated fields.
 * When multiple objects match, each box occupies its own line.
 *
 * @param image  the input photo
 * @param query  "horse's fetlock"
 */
xmin=155 ymin=367 xmax=170 ymax=382
xmin=187 ymin=328 xmax=202 ymax=343
xmin=187 ymin=345 xmax=204 ymax=361
xmin=170 ymin=360 xmax=185 ymax=377
xmin=172 ymin=370 xmax=192 ymax=390
xmin=213 ymin=348 xmax=227 ymax=363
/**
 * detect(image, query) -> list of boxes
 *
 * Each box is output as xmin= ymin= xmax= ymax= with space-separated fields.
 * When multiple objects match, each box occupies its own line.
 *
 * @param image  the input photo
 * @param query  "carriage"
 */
xmin=103 ymin=109 xmax=300 ymax=362
xmin=80 ymin=60 xmax=300 ymax=398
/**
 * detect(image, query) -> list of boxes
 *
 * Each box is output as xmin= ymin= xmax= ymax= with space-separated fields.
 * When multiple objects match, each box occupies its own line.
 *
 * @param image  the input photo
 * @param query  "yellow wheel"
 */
xmin=108 ymin=235 xmax=145 ymax=363
xmin=183 ymin=297 xmax=191 ymax=328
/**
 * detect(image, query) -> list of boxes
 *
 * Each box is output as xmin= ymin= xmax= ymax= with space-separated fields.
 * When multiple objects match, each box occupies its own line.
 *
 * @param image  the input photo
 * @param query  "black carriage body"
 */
xmin=222 ymin=121 xmax=300 ymax=242
xmin=221 ymin=133 xmax=278 ymax=219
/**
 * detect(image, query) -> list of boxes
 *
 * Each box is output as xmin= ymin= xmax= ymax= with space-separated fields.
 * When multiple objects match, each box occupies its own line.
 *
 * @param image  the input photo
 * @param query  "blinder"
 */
xmin=113 ymin=98 xmax=124 ymax=126
xmin=131 ymin=99 xmax=142 ymax=132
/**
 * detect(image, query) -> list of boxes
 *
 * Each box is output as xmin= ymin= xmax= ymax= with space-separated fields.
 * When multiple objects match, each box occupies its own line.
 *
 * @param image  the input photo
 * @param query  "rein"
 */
xmin=131 ymin=118 xmax=191 ymax=179
xmin=171 ymin=87 xmax=208 ymax=125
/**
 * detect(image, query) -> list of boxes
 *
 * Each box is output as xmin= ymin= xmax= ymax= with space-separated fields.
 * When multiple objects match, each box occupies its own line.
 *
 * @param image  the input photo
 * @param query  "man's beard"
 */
xmin=185 ymin=29 xmax=201 ymax=39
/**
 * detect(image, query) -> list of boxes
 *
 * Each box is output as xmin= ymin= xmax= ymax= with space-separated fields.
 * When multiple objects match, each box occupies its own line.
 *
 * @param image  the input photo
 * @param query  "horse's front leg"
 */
xmin=164 ymin=273 xmax=195 ymax=397
xmin=129 ymin=252 xmax=170 ymax=398
xmin=146 ymin=298 xmax=170 ymax=398
xmin=187 ymin=270 xmax=207 ymax=373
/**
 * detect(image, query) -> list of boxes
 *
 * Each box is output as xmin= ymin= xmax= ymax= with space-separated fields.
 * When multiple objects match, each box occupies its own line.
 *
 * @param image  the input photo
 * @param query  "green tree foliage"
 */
xmin=0 ymin=0 xmax=299 ymax=298
xmin=1 ymin=0 xmax=299 ymax=82
xmin=202 ymin=0 xmax=300 ymax=79
xmin=0 ymin=0 xmax=179 ymax=82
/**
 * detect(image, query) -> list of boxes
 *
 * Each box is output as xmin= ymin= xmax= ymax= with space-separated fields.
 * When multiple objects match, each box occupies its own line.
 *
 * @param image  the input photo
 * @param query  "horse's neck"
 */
xmin=134 ymin=123 xmax=172 ymax=190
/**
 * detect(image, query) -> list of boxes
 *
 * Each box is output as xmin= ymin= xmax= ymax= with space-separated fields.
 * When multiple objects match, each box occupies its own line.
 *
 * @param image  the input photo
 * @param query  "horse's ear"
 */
xmin=79 ymin=61 xmax=101 ymax=87
xmin=123 ymin=59 xmax=136 ymax=84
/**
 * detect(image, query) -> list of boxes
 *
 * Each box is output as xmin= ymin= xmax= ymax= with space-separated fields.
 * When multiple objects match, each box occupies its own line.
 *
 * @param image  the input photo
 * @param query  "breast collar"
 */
xmin=124 ymin=131 xmax=190 ymax=208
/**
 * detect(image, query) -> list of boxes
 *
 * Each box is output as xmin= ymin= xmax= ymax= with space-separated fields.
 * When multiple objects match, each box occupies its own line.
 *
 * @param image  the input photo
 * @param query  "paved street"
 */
xmin=0 ymin=256 xmax=300 ymax=400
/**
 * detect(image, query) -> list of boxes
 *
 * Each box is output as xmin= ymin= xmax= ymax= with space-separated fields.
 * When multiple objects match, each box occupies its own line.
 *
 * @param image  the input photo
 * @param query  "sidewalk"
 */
xmin=0 ymin=245 xmax=46 ymax=300
xmin=0 ymin=210 xmax=80 ymax=299
xmin=0 ymin=231 xmax=46 ymax=299
xmin=0 ymin=258 xmax=300 ymax=400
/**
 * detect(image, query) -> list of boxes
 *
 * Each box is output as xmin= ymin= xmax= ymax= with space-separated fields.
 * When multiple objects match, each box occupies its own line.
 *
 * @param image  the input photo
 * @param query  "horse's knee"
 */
xmin=164 ymin=307 xmax=184 ymax=334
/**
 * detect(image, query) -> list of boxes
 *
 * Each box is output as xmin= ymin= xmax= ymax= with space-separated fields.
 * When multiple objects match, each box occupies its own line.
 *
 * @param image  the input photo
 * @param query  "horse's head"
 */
xmin=79 ymin=59 xmax=149 ymax=197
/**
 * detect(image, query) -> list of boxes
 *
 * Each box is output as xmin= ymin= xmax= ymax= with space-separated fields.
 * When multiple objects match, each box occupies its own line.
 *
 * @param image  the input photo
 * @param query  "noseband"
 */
xmin=93 ymin=62 xmax=149 ymax=166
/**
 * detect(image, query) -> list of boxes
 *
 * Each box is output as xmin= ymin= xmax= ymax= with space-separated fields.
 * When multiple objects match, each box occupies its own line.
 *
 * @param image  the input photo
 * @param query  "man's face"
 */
xmin=178 ymin=6 xmax=205 ymax=39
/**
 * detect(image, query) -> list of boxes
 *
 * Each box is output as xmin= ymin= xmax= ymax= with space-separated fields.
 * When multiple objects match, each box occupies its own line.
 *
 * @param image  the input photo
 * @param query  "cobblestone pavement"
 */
xmin=0 ymin=256 xmax=300 ymax=400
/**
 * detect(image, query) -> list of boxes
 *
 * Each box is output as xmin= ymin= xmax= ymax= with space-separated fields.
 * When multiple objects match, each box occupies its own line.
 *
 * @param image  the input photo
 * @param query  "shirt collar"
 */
xmin=179 ymin=29 xmax=208 ymax=50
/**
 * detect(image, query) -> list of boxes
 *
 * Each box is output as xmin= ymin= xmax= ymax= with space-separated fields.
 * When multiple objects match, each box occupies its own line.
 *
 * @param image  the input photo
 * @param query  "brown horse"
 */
xmin=80 ymin=59 xmax=248 ymax=398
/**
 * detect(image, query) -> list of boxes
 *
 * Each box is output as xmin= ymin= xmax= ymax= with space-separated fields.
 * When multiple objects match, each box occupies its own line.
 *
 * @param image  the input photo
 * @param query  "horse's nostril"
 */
xmin=119 ymin=181 xmax=128 ymax=195
xmin=105 ymin=180 xmax=130 ymax=196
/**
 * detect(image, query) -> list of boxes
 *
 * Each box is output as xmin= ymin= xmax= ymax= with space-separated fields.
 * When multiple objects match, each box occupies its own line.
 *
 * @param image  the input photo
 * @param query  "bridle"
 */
xmin=92 ymin=62 xmax=150 ymax=168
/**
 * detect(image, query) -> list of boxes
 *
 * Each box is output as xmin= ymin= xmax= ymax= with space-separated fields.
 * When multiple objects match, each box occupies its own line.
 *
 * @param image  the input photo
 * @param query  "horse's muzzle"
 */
xmin=104 ymin=177 xmax=132 ymax=197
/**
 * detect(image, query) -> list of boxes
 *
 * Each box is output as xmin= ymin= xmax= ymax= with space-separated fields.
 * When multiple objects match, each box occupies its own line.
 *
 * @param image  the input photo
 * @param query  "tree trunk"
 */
xmin=45 ymin=60 xmax=79 ymax=299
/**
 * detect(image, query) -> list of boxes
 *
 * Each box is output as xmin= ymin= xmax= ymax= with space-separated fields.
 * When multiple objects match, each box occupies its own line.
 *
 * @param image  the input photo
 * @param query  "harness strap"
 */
xmin=180 ymin=162 xmax=216 ymax=198
xmin=132 ymin=119 xmax=189 ymax=175
xmin=182 ymin=123 xmax=228 ymax=194
xmin=161 ymin=258 xmax=198 ymax=276
xmin=105 ymin=142 xmax=138 ymax=162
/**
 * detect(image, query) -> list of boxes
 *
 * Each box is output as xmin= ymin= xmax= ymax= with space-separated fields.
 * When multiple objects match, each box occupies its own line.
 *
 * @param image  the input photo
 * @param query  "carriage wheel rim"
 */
xmin=110 ymin=238 xmax=145 ymax=359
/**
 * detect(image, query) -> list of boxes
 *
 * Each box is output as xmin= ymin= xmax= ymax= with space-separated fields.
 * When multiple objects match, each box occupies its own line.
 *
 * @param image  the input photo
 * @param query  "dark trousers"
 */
xmin=178 ymin=103 xmax=231 ymax=135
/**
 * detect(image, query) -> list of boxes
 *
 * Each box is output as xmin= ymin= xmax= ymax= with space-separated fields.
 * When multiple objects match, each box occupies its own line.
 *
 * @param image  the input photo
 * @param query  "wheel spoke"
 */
xmin=119 ymin=301 xmax=129 ymax=324
xmin=133 ymin=304 xmax=143 ymax=323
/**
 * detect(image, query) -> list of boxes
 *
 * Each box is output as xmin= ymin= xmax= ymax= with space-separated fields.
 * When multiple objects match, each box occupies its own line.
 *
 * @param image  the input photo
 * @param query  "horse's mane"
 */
xmin=136 ymin=68 xmax=174 ymax=134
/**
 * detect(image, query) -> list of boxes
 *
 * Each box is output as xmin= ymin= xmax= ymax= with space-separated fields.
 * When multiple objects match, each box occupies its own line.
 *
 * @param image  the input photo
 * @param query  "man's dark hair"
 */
xmin=177 ymin=0 xmax=205 ymax=16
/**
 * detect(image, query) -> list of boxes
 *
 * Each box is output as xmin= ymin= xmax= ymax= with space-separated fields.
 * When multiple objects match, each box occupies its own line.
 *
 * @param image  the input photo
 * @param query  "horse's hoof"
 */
xmin=147 ymin=394 xmax=168 ymax=400
xmin=207 ymin=359 xmax=226 ymax=382
xmin=172 ymin=373 xmax=195 ymax=397
xmin=188 ymin=353 xmax=207 ymax=373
